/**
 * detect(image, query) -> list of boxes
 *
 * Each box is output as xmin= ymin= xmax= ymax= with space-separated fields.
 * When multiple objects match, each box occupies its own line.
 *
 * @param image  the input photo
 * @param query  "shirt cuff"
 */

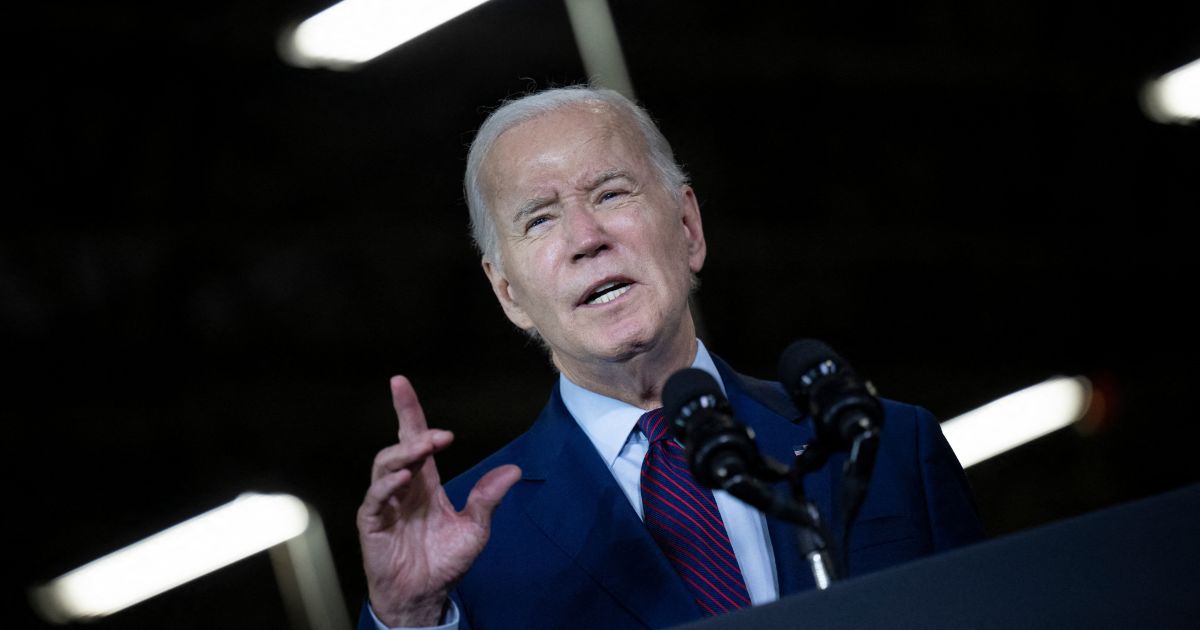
xmin=366 ymin=600 xmax=459 ymax=630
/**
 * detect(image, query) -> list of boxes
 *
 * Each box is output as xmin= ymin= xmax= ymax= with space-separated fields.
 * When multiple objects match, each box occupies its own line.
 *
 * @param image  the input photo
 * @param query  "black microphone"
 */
xmin=662 ymin=368 xmax=803 ymax=523
xmin=778 ymin=339 xmax=884 ymax=451
xmin=778 ymin=339 xmax=885 ymax=576
xmin=662 ymin=368 xmax=762 ymax=489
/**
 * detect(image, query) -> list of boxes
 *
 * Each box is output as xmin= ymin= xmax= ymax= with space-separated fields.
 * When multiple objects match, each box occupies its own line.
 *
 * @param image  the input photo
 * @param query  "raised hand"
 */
xmin=357 ymin=375 xmax=521 ymax=627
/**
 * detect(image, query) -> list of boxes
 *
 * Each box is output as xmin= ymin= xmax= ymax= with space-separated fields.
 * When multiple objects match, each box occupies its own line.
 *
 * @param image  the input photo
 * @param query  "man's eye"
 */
xmin=598 ymin=190 xmax=626 ymax=203
xmin=525 ymin=215 xmax=550 ymax=232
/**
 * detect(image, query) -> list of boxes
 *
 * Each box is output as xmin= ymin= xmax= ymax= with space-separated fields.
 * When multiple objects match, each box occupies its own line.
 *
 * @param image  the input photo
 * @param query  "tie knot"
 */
xmin=637 ymin=408 xmax=670 ymax=444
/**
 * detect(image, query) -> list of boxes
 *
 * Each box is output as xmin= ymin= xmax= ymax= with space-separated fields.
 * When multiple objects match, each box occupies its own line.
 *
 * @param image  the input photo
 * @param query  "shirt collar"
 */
xmin=559 ymin=339 xmax=727 ymax=470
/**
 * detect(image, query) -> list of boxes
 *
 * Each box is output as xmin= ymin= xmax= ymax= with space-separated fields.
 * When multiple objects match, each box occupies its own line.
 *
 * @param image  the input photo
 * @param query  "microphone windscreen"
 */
xmin=663 ymin=367 xmax=723 ymax=423
xmin=778 ymin=338 xmax=846 ymax=394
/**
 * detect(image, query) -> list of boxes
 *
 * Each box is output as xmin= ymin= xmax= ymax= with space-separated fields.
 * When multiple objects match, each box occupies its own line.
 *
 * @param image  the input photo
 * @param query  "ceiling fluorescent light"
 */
xmin=30 ymin=493 xmax=312 ymax=623
xmin=281 ymin=0 xmax=492 ymax=70
xmin=1141 ymin=57 xmax=1200 ymax=124
xmin=941 ymin=376 xmax=1092 ymax=469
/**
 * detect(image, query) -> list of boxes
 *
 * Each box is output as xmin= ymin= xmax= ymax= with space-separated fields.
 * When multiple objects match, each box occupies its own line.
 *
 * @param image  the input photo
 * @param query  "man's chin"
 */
xmin=548 ymin=313 xmax=694 ymax=366
xmin=548 ymin=334 xmax=649 ymax=368
xmin=588 ymin=331 xmax=661 ymax=364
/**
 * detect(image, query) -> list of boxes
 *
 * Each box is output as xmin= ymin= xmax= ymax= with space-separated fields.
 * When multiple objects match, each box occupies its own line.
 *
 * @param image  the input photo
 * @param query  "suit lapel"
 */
xmin=713 ymin=355 xmax=836 ymax=597
xmin=513 ymin=384 xmax=701 ymax=628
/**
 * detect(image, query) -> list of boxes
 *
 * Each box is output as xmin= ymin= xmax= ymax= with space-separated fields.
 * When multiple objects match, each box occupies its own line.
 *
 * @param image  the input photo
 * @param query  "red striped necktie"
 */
xmin=637 ymin=408 xmax=752 ymax=616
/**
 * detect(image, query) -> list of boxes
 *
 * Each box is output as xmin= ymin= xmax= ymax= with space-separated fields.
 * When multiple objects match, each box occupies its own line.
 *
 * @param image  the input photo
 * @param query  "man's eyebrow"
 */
xmin=512 ymin=196 xmax=556 ymax=226
xmin=585 ymin=169 xmax=630 ymax=191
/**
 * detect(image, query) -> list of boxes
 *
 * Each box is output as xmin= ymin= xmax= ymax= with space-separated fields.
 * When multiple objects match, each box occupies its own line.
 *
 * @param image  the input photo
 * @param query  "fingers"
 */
xmin=360 ymin=377 xmax=451 ymax=528
xmin=359 ymin=430 xmax=454 ymax=525
xmin=371 ymin=429 xmax=454 ymax=481
xmin=462 ymin=464 xmax=522 ymax=527
xmin=391 ymin=375 xmax=430 ymax=440
xmin=372 ymin=376 xmax=518 ymax=537
xmin=359 ymin=467 xmax=414 ymax=521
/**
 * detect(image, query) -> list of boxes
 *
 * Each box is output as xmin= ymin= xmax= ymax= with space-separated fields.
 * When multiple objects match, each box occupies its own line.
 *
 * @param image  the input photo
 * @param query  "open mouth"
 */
xmin=583 ymin=280 xmax=632 ymax=306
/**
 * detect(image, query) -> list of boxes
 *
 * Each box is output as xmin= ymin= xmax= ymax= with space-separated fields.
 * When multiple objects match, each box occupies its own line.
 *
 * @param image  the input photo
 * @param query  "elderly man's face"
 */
xmin=480 ymin=104 xmax=706 ymax=372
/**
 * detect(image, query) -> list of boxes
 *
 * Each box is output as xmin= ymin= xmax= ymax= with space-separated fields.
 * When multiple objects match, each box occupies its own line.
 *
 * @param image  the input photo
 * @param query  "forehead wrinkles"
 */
xmin=482 ymin=105 xmax=651 ymax=203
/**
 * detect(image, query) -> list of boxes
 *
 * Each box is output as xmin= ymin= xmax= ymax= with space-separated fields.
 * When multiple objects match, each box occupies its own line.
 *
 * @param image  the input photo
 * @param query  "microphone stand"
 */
xmin=840 ymin=429 xmax=880 ymax=544
xmin=708 ymin=453 xmax=841 ymax=590
xmin=785 ymin=440 xmax=843 ymax=589
xmin=788 ymin=427 xmax=882 ymax=587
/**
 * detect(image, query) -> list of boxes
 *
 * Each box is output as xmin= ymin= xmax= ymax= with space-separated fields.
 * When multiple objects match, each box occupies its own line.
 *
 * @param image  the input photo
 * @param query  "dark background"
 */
xmin=10 ymin=1 xmax=1198 ymax=627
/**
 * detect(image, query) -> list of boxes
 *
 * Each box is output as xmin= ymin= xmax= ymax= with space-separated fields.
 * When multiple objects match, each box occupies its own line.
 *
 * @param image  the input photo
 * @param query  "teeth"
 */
xmin=588 ymin=283 xmax=630 ymax=305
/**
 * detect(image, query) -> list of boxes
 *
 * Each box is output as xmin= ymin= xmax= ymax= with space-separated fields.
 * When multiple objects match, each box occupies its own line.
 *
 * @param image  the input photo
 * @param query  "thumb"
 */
xmin=462 ymin=464 xmax=522 ymax=527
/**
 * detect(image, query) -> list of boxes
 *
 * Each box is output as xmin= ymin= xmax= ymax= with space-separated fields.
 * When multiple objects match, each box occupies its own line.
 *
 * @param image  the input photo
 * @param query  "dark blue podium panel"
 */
xmin=676 ymin=483 xmax=1200 ymax=629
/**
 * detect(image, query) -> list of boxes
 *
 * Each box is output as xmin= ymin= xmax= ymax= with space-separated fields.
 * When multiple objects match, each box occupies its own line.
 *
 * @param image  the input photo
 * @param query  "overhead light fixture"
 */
xmin=563 ymin=0 xmax=635 ymax=98
xmin=30 ymin=493 xmax=349 ymax=629
xmin=1141 ymin=57 xmax=1200 ymax=125
xmin=941 ymin=376 xmax=1093 ymax=469
xmin=280 ymin=0 xmax=492 ymax=70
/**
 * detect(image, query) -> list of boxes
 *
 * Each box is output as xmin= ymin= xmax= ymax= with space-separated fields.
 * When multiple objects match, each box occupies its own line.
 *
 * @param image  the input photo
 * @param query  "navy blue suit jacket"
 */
xmin=362 ymin=355 xmax=984 ymax=629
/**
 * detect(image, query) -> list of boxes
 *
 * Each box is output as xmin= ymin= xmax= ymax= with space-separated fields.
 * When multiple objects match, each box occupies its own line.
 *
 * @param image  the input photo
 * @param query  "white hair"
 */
xmin=463 ymin=85 xmax=689 ymax=267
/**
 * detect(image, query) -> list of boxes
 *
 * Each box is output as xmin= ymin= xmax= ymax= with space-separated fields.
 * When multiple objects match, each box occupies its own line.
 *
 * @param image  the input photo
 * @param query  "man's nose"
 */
xmin=565 ymin=206 xmax=609 ymax=262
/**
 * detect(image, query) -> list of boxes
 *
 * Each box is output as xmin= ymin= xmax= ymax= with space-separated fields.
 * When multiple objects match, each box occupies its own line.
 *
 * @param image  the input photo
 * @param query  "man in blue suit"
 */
xmin=356 ymin=86 xmax=984 ymax=629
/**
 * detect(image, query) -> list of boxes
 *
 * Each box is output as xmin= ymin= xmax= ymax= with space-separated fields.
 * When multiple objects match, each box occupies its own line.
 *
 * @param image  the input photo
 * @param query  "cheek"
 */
xmin=508 ymin=260 xmax=558 ymax=312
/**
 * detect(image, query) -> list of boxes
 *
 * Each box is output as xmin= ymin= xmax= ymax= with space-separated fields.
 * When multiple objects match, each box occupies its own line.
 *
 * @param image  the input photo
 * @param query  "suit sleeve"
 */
xmin=913 ymin=405 xmax=987 ymax=550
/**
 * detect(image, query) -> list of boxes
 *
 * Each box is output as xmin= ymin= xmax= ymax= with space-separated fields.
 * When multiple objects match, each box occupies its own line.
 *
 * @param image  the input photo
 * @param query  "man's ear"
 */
xmin=679 ymin=185 xmax=707 ymax=273
xmin=482 ymin=257 xmax=535 ymax=331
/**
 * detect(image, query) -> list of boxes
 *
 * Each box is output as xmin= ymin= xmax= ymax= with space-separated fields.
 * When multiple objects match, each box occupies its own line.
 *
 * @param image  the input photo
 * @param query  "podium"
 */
xmin=676 ymin=483 xmax=1200 ymax=629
